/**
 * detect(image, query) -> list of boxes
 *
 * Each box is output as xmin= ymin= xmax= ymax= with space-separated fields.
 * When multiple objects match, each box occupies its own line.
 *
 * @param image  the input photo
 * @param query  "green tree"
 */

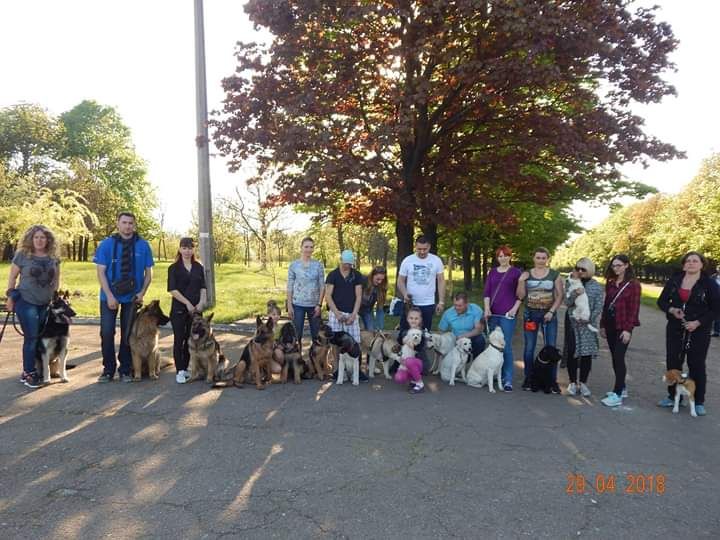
xmin=0 ymin=104 xmax=64 ymax=176
xmin=59 ymin=100 xmax=158 ymax=240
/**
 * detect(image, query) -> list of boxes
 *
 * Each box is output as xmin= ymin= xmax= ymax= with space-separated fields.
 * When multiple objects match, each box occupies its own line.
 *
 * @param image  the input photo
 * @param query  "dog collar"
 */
xmin=490 ymin=343 xmax=504 ymax=352
xmin=536 ymin=356 xmax=550 ymax=365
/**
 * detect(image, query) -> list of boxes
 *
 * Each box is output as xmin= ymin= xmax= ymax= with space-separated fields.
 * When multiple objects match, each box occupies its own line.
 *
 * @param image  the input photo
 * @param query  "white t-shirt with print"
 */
xmin=399 ymin=253 xmax=444 ymax=306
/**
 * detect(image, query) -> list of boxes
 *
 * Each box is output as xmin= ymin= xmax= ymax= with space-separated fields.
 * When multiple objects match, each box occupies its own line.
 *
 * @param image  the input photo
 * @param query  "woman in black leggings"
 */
xmin=656 ymin=252 xmax=720 ymax=416
xmin=599 ymin=255 xmax=641 ymax=407
xmin=167 ymin=238 xmax=207 ymax=384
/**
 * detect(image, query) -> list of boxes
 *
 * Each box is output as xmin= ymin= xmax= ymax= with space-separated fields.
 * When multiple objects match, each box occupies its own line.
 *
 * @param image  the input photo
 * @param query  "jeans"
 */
xmin=170 ymin=311 xmax=192 ymax=372
xmin=488 ymin=315 xmax=517 ymax=387
xmin=399 ymin=304 xmax=435 ymax=332
xmin=100 ymin=300 xmax=135 ymax=377
xmin=292 ymin=304 xmax=320 ymax=341
xmin=15 ymin=297 xmax=48 ymax=374
xmin=360 ymin=306 xmax=385 ymax=332
xmin=522 ymin=309 xmax=558 ymax=380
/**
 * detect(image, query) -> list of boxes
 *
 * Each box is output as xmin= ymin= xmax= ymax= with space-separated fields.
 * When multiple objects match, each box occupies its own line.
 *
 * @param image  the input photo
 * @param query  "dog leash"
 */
xmin=0 ymin=311 xmax=10 ymax=345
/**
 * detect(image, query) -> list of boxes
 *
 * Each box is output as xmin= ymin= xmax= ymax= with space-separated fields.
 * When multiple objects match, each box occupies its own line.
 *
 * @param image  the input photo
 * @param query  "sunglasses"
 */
xmin=574 ymin=266 xmax=587 ymax=272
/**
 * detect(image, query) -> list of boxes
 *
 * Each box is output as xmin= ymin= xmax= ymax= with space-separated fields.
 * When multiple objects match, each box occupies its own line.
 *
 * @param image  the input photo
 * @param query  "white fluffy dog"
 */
xmin=566 ymin=276 xmax=598 ymax=333
xmin=439 ymin=337 xmax=472 ymax=386
xmin=466 ymin=327 xmax=506 ymax=392
xmin=383 ymin=328 xmax=423 ymax=380
xmin=427 ymin=331 xmax=455 ymax=374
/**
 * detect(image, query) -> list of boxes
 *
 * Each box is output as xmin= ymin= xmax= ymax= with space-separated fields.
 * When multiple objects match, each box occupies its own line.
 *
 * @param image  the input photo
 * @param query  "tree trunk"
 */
xmin=337 ymin=222 xmax=345 ymax=252
xmin=395 ymin=220 xmax=414 ymax=267
xmin=421 ymin=223 xmax=438 ymax=254
xmin=83 ymin=236 xmax=90 ymax=262
xmin=474 ymin=244 xmax=483 ymax=285
xmin=462 ymin=241 xmax=472 ymax=291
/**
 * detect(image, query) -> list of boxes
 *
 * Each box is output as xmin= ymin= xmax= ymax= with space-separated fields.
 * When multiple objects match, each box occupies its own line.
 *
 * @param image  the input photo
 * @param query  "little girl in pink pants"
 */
xmin=394 ymin=307 xmax=425 ymax=394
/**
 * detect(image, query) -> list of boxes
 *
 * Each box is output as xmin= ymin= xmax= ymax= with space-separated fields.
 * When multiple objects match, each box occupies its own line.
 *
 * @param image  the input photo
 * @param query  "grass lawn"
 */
xmin=0 ymin=261 xmax=664 ymax=325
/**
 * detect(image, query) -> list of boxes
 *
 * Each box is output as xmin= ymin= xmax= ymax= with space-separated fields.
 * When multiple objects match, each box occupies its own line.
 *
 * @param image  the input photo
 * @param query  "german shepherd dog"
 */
xmin=277 ymin=321 xmax=307 ymax=384
xmin=37 ymin=291 xmax=76 ymax=384
xmin=227 ymin=316 xmax=275 ymax=390
xmin=188 ymin=312 xmax=222 ymax=385
xmin=309 ymin=324 xmax=333 ymax=381
xmin=128 ymin=300 xmax=170 ymax=381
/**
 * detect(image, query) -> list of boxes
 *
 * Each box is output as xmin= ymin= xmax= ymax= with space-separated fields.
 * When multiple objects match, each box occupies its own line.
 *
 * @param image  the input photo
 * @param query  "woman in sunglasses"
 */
xmin=564 ymin=258 xmax=603 ymax=397
xmin=359 ymin=266 xmax=388 ymax=331
xmin=599 ymin=254 xmax=641 ymax=407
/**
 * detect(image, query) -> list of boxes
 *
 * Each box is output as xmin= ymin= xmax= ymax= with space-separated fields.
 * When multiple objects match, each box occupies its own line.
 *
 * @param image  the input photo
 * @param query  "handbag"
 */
xmin=606 ymin=281 xmax=630 ymax=318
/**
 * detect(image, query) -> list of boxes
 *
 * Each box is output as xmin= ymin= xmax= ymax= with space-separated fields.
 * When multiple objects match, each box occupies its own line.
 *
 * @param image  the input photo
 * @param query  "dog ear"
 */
xmin=266 ymin=317 xmax=274 ymax=331
xmin=256 ymin=315 xmax=263 ymax=327
xmin=205 ymin=312 xmax=215 ymax=323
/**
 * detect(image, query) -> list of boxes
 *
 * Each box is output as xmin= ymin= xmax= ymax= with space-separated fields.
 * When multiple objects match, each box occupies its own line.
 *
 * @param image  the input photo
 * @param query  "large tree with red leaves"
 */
xmin=213 ymin=0 xmax=681 ymax=266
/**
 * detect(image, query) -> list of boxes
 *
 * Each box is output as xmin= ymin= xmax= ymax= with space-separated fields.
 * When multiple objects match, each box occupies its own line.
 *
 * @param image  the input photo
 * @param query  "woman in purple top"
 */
xmin=483 ymin=245 xmax=522 ymax=391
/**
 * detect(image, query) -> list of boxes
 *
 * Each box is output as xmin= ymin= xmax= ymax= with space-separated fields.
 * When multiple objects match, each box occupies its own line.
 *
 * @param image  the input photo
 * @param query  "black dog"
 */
xmin=37 ymin=291 xmax=76 ymax=384
xmin=531 ymin=345 xmax=562 ymax=393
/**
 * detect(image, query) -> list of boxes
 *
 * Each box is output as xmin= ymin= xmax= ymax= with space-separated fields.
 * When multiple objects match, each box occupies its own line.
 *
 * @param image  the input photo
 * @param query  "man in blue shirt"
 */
xmin=93 ymin=212 xmax=155 ymax=382
xmin=438 ymin=292 xmax=486 ymax=358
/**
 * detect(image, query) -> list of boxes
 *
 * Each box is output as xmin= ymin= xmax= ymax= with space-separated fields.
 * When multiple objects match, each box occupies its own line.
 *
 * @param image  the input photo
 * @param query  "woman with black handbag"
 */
xmin=599 ymin=254 xmax=641 ymax=407
xmin=656 ymin=252 xmax=720 ymax=416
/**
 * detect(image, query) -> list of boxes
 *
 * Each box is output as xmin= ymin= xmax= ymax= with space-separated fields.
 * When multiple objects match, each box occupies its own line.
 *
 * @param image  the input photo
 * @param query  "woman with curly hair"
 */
xmin=5 ymin=225 xmax=61 ymax=389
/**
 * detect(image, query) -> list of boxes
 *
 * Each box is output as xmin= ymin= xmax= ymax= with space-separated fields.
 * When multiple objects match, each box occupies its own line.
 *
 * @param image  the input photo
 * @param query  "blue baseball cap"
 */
xmin=340 ymin=249 xmax=355 ymax=265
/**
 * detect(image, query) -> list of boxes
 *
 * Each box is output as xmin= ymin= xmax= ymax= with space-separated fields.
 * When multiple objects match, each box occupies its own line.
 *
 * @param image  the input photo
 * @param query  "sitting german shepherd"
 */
xmin=128 ymin=300 xmax=170 ymax=381
xmin=277 ymin=321 xmax=307 ymax=384
xmin=188 ymin=312 xmax=222 ymax=385
xmin=309 ymin=324 xmax=333 ymax=381
xmin=217 ymin=316 xmax=275 ymax=390
xmin=37 ymin=290 xmax=76 ymax=384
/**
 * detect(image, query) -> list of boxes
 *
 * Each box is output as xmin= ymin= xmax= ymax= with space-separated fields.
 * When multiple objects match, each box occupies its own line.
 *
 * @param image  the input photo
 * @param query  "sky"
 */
xmin=1 ymin=0 xmax=718 ymax=234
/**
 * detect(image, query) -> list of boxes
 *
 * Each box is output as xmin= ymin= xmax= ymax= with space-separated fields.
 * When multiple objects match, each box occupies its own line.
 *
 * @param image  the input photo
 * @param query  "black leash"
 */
xmin=0 ymin=311 xmax=10 ymax=345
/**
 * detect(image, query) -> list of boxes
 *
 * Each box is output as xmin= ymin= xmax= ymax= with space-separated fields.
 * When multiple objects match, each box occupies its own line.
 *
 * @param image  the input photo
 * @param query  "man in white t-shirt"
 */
xmin=397 ymin=235 xmax=446 ymax=331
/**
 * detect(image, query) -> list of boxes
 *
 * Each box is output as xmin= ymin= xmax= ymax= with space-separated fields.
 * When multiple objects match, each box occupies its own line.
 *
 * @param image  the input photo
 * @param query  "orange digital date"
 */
xmin=566 ymin=473 xmax=666 ymax=495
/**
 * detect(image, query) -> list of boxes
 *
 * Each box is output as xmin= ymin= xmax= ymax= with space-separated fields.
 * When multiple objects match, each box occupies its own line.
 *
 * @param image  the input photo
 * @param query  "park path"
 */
xmin=0 ymin=304 xmax=718 ymax=539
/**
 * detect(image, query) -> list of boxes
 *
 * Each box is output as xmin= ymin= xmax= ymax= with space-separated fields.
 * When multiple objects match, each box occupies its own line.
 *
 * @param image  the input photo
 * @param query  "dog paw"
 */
xmin=150 ymin=375 xmax=159 ymax=380
xmin=449 ymin=381 xmax=455 ymax=386
xmin=672 ymin=409 xmax=679 ymax=414
xmin=61 ymin=377 xmax=70 ymax=383
xmin=133 ymin=376 xmax=141 ymax=382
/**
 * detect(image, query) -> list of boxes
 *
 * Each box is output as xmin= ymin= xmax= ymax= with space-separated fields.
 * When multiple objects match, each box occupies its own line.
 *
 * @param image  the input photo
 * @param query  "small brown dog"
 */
xmin=309 ymin=324 xmax=333 ymax=381
xmin=128 ymin=300 xmax=170 ymax=381
xmin=662 ymin=370 xmax=698 ymax=417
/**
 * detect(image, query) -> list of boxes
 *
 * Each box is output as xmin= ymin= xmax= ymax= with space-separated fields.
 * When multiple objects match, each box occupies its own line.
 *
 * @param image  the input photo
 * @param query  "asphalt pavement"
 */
xmin=0 ymin=304 xmax=718 ymax=539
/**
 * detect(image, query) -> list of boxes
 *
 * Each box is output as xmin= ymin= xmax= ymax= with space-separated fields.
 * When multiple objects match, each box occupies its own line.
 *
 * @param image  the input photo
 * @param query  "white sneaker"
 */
xmin=567 ymin=383 xmax=577 ymax=396
xmin=580 ymin=383 xmax=591 ymax=397
xmin=606 ymin=389 xmax=628 ymax=399
xmin=176 ymin=370 xmax=190 ymax=384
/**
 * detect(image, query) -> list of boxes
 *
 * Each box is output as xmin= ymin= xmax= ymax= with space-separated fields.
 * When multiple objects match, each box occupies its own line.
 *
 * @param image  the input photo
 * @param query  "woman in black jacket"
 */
xmin=656 ymin=252 xmax=720 ymax=416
